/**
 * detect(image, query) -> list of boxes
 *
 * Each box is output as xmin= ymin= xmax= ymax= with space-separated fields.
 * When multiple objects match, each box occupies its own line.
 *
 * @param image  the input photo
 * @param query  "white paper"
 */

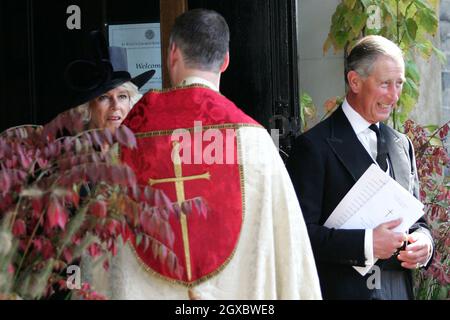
xmin=108 ymin=23 xmax=162 ymax=93
xmin=324 ymin=164 xmax=424 ymax=276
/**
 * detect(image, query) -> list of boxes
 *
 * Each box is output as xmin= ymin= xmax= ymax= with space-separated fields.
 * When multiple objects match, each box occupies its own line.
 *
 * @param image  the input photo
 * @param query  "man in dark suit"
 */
xmin=287 ymin=35 xmax=433 ymax=300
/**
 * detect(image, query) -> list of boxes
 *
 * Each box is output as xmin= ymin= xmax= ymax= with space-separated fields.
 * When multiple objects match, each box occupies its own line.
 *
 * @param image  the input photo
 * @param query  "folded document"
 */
xmin=324 ymin=164 xmax=424 ymax=276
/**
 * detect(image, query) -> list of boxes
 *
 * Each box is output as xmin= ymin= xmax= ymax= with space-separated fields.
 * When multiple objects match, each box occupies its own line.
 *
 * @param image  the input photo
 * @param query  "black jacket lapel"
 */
xmin=326 ymin=107 xmax=375 ymax=182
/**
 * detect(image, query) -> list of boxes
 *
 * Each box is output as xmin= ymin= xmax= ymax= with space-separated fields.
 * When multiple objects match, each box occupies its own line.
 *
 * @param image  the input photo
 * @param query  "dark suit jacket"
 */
xmin=287 ymin=106 xmax=431 ymax=299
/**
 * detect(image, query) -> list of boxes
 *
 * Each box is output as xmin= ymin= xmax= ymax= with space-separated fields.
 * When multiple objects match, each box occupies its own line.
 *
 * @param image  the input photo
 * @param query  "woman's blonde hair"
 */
xmin=74 ymin=81 xmax=142 ymax=125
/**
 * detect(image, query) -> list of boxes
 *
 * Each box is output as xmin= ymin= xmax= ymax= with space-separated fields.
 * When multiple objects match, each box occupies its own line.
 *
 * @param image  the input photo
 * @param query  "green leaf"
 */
xmin=437 ymin=285 xmax=449 ymax=300
xmin=413 ymin=0 xmax=431 ymax=11
xmin=331 ymin=3 xmax=348 ymax=26
xmin=365 ymin=28 xmax=380 ymax=36
xmin=423 ymin=124 xmax=439 ymax=132
xmin=300 ymin=93 xmax=316 ymax=130
xmin=343 ymin=0 xmax=357 ymax=9
xmin=323 ymin=36 xmax=333 ymax=54
xmin=397 ymin=0 xmax=409 ymax=15
xmin=300 ymin=93 xmax=313 ymax=107
xmin=398 ymin=92 xmax=417 ymax=118
xmin=405 ymin=60 xmax=420 ymax=83
xmin=429 ymin=136 xmax=443 ymax=147
xmin=417 ymin=8 xmax=438 ymax=34
xmin=382 ymin=1 xmax=397 ymax=18
xmin=351 ymin=13 xmax=368 ymax=36
xmin=416 ymin=39 xmax=433 ymax=58
xmin=432 ymin=46 xmax=448 ymax=65
xmin=402 ymin=78 xmax=419 ymax=100
xmin=335 ymin=30 xmax=349 ymax=48
xmin=405 ymin=18 xmax=418 ymax=40
xmin=136 ymin=233 xmax=143 ymax=246
xmin=360 ymin=0 xmax=374 ymax=8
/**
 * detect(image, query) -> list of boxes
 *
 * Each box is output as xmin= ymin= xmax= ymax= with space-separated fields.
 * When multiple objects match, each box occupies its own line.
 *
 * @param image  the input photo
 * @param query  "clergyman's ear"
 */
xmin=219 ymin=51 xmax=230 ymax=73
xmin=168 ymin=42 xmax=178 ymax=69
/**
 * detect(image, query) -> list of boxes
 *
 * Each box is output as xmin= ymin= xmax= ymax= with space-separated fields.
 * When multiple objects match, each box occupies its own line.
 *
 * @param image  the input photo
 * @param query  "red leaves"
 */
xmin=404 ymin=119 xmax=449 ymax=297
xmin=12 ymin=219 xmax=26 ymax=236
xmin=108 ymin=240 xmax=118 ymax=257
xmin=41 ymin=238 xmax=54 ymax=260
xmin=167 ymin=251 xmax=183 ymax=278
xmin=0 ymin=120 xmax=186 ymax=298
xmin=67 ymin=191 xmax=80 ymax=209
xmin=89 ymin=200 xmax=107 ymax=218
xmin=0 ymin=168 xmax=11 ymax=197
xmin=87 ymin=243 xmax=102 ymax=258
xmin=46 ymin=198 xmax=68 ymax=230
xmin=439 ymin=123 xmax=449 ymax=140
xmin=77 ymin=282 xmax=107 ymax=300
xmin=63 ymin=247 xmax=73 ymax=263
xmin=193 ymin=197 xmax=208 ymax=220
xmin=106 ymin=220 xmax=121 ymax=236
xmin=31 ymin=198 xmax=43 ymax=218
xmin=181 ymin=201 xmax=192 ymax=215
xmin=154 ymin=189 xmax=173 ymax=212
xmin=17 ymin=146 xmax=32 ymax=170
xmin=114 ymin=125 xmax=137 ymax=149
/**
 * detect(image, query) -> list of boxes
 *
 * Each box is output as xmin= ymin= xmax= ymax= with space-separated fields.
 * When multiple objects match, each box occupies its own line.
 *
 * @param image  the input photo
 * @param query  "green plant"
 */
xmin=299 ymin=93 xmax=317 ymax=131
xmin=323 ymin=0 xmax=445 ymax=129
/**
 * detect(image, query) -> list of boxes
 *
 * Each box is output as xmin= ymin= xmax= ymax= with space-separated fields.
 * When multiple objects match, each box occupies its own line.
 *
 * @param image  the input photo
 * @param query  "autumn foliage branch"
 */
xmin=0 ymin=109 xmax=207 ymax=299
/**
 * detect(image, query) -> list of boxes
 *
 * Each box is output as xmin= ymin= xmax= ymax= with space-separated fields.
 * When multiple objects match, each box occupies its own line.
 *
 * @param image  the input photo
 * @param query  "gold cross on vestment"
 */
xmin=149 ymin=141 xmax=210 ymax=281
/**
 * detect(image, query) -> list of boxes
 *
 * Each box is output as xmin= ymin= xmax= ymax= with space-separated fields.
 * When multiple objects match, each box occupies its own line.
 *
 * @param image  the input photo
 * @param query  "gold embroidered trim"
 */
xmin=130 ymin=129 xmax=247 ymax=288
xmin=236 ymin=129 xmax=246 ymax=224
xmin=134 ymin=123 xmax=262 ymax=139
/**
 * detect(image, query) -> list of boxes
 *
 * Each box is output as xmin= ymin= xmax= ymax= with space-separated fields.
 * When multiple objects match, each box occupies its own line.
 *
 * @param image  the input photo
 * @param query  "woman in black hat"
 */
xmin=63 ymin=30 xmax=155 ymax=133
xmin=73 ymin=80 xmax=144 ymax=134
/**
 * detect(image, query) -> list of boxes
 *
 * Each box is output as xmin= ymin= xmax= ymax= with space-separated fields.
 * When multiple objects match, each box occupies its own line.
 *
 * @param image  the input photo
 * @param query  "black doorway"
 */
xmin=1 ymin=0 xmax=300 ymax=156
xmin=0 ymin=0 xmax=160 ymax=131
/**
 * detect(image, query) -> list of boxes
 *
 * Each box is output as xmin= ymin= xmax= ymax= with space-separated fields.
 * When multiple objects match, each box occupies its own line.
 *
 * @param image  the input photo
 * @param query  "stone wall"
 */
xmin=297 ymin=0 xmax=344 ymax=125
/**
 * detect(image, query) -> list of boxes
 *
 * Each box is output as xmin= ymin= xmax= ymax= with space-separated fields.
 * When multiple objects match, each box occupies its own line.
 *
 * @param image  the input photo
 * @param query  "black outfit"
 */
xmin=286 ymin=106 xmax=432 ymax=300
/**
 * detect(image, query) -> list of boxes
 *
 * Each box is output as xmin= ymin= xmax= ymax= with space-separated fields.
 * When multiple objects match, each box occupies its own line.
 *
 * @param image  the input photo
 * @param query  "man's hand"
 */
xmin=397 ymin=232 xmax=431 ymax=269
xmin=373 ymin=218 xmax=406 ymax=259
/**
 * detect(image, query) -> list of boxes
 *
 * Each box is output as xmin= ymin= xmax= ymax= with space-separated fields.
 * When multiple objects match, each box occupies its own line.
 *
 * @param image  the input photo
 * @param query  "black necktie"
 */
xmin=369 ymin=124 xmax=388 ymax=172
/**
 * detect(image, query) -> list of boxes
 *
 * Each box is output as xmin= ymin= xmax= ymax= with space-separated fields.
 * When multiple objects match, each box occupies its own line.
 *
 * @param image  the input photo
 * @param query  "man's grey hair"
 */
xmin=345 ymin=35 xmax=404 ymax=84
xmin=169 ymin=9 xmax=230 ymax=73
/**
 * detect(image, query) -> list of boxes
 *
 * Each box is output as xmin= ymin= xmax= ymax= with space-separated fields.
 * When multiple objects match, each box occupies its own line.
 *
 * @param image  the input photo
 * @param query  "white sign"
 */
xmin=108 ymin=23 xmax=162 ymax=93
